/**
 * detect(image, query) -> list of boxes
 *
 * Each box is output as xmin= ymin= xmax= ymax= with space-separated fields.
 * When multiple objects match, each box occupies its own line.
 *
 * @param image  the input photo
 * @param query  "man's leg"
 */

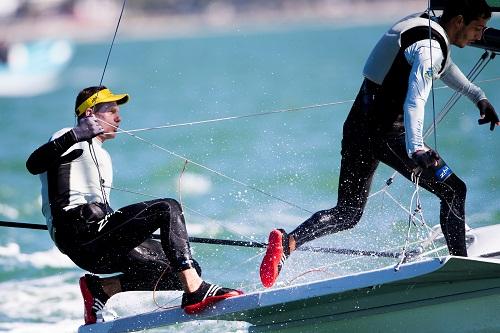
xmin=260 ymin=136 xmax=379 ymax=288
xmin=71 ymin=198 xmax=241 ymax=317
xmin=118 ymin=239 xmax=202 ymax=292
xmin=289 ymin=139 xmax=379 ymax=248
xmin=377 ymin=135 xmax=467 ymax=256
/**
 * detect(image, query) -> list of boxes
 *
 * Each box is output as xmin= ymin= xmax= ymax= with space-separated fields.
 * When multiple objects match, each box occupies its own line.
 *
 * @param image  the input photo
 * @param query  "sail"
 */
xmin=430 ymin=0 xmax=500 ymax=11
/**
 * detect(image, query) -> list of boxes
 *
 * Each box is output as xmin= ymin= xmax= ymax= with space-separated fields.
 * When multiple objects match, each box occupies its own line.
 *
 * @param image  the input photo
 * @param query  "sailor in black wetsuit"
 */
xmin=260 ymin=0 xmax=500 ymax=288
xmin=26 ymin=86 xmax=242 ymax=324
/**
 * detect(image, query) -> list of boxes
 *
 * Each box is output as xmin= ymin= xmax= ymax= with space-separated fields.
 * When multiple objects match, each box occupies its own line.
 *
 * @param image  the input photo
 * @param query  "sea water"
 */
xmin=1 ymin=19 xmax=499 ymax=333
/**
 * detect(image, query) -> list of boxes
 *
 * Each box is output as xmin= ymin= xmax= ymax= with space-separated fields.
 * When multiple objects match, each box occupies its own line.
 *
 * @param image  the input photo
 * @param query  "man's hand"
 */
xmin=477 ymin=99 xmax=499 ymax=131
xmin=412 ymin=149 xmax=440 ymax=169
xmin=72 ymin=116 xmax=104 ymax=142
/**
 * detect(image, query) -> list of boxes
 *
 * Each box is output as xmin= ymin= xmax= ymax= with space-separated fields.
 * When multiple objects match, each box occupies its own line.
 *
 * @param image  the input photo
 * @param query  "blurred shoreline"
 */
xmin=1 ymin=0 xmax=427 ymax=43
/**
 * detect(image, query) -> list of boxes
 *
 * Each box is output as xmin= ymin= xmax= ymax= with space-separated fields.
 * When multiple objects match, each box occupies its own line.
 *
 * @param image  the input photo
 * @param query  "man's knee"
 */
xmin=162 ymin=198 xmax=183 ymax=215
xmin=315 ymin=205 xmax=364 ymax=231
xmin=441 ymin=175 xmax=467 ymax=203
xmin=338 ymin=205 xmax=364 ymax=230
xmin=149 ymin=198 xmax=183 ymax=218
xmin=456 ymin=178 xmax=467 ymax=199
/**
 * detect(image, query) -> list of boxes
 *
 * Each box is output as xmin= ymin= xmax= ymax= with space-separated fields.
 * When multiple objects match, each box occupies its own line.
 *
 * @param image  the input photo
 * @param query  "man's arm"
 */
xmin=440 ymin=61 xmax=486 ymax=103
xmin=26 ymin=116 xmax=104 ymax=175
xmin=441 ymin=61 xmax=499 ymax=131
xmin=402 ymin=39 xmax=444 ymax=157
xmin=26 ymin=130 xmax=78 ymax=175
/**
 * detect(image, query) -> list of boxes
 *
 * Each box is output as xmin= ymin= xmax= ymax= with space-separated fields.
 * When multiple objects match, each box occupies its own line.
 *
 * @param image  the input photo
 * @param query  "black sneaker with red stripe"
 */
xmin=79 ymin=274 xmax=109 ymax=325
xmin=181 ymin=281 xmax=243 ymax=314
xmin=259 ymin=229 xmax=290 ymax=288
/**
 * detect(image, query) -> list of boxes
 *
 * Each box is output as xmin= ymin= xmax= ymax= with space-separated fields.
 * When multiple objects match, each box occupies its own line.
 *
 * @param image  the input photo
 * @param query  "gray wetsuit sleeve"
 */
xmin=440 ymin=60 xmax=487 ymax=104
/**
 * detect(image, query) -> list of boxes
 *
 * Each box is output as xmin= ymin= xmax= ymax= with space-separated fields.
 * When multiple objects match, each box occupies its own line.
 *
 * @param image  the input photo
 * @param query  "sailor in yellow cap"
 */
xmin=26 ymin=85 xmax=242 ymax=325
xmin=74 ymin=86 xmax=129 ymax=142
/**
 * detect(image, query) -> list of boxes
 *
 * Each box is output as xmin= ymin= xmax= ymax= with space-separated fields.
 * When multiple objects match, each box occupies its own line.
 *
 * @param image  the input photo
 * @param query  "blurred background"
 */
xmin=1 ymin=1 xmax=499 ymax=332
xmin=0 ymin=0 xmax=424 ymax=42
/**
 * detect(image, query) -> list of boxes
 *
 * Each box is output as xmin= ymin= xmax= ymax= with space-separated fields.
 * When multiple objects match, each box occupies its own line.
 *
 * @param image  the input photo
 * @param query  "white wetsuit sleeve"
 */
xmin=403 ymin=39 xmax=443 ymax=157
xmin=440 ymin=60 xmax=487 ymax=104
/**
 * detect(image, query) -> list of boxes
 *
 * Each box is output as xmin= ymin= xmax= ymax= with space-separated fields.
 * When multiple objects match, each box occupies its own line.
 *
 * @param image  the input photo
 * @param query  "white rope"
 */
xmin=104 ymin=184 xmax=266 ymax=247
xmin=104 ymin=75 xmax=500 ymax=136
xmin=99 ymin=118 xmax=314 ymax=214
xmin=106 ymin=100 xmax=354 ymax=135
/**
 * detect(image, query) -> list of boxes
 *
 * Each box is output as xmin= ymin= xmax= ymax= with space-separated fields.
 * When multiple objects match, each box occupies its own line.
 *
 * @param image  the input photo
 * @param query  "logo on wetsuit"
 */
xmin=425 ymin=65 xmax=439 ymax=80
xmin=434 ymin=163 xmax=453 ymax=182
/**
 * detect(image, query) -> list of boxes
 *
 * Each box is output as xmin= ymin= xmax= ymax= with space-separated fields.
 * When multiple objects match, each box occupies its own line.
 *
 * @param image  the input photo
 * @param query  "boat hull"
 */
xmin=79 ymin=256 xmax=500 ymax=333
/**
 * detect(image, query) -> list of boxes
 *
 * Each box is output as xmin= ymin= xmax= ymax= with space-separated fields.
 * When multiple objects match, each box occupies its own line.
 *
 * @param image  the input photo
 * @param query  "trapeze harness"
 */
xmin=289 ymin=13 xmax=486 ymax=257
xmin=26 ymin=128 xmax=200 ymax=291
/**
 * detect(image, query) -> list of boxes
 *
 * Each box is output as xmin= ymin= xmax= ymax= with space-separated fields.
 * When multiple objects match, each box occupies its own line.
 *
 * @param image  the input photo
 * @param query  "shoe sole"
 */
xmin=183 ymin=290 xmax=244 ymax=314
xmin=260 ymin=229 xmax=285 ymax=288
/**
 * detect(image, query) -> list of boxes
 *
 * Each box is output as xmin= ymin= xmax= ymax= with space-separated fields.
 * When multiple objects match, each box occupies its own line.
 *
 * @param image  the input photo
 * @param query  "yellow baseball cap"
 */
xmin=75 ymin=88 xmax=129 ymax=116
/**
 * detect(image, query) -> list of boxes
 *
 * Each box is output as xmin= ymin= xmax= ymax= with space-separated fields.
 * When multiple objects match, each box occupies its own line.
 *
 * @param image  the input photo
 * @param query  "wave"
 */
xmin=0 ymin=273 xmax=82 ymax=332
xmin=178 ymin=172 xmax=212 ymax=196
xmin=0 ymin=243 xmax=74 ymax=269
xmin=0 ymin=203 xmax=19 ymax=220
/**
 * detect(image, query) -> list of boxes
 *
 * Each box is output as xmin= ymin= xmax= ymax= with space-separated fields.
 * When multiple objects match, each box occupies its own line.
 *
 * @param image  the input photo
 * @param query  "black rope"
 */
xmin=0 ymin=220 xmax=406 ymax=258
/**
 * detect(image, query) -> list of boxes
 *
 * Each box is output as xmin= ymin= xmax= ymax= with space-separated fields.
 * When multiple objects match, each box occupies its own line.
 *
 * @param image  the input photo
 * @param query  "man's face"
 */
xmin=453 ymin=16 xmax=489 ymax=48
xmin=93 ymin=101 xmax=121 ymax=141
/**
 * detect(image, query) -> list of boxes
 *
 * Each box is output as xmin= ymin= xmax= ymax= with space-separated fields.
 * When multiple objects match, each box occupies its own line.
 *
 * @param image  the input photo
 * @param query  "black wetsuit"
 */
xmin=26 ymin=129 xmax=200 ymax=291
xmin=289 ymin=79 xmax=467 ymax=256
xmin=288 ymin=14 xmax=478 ymax=257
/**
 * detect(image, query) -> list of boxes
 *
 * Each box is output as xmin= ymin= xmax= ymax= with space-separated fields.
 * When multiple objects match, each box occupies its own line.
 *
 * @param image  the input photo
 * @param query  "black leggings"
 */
xmin=53 ymin=198 xmax=200 ymax=291
xmin=290 ymin=83 xmax=467 ymax=256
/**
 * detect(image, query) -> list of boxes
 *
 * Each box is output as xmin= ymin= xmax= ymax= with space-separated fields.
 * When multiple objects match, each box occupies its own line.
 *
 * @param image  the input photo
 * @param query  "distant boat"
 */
xmin=0 ymin=39 xmax=73 ymax=97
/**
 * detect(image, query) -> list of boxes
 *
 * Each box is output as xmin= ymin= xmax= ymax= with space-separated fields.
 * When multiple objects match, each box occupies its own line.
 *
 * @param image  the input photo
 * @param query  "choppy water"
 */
xmin=1 ymin=18 xmax=499 ymax=333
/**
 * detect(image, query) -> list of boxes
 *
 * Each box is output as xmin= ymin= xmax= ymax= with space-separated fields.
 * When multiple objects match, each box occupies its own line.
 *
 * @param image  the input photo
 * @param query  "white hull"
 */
xmin=78 ymin=255 xmax=500 ymax=333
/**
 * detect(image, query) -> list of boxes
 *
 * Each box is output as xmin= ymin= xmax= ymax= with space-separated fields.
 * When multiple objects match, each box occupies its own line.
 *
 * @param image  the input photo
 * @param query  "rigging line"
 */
xmin=417 ymin=244 xmax=448 ymax=257
xmin=435 ymin=53 xmax=492 ymax=128
xmin=105 ymin=100 xmax=354 ymax=135
xmin=203 ymin=247 xmax=267 ymax=293
xmin=101 ymin=75 xmax=500 ymax=136
xmin=436 ymin=53 xmax=491 ymax=122
xmin=292 ymin=238 xmax=425 ymax=283
xmin=427 ymin=3 xmax=439 ymax=151
xmin=88 ymin=142 xmax=112 ymax=231
xmin=423 ymin=51 xmax=494 ymax=140
xmin=135 ymin=175 xmax=437 ymax=257
xmin=0 ymin=220 xmax=263 ymax=249
xmin=102 ymin=184 xmax=268 ymax=247
xmin=473 ymin=75 xmax=500 ymax=85
xmin=396 ymin=173 xmax=421 ymax=270
xmin=375 ymin=51 xmax=493 ymax=258
xmin=428 ymin=51 xmax=487 ymax=106
xmin=177 ymin=159 xmax=189 ymax=211
xmin=97 ymin=118 xmax=314 ymax=214
xmin=384 ymin=51 xmax=494 ymax=186
xmin=0 ymin=220 xmax=405 ymax=258
xmin=99 ymin=0 xmax=127 ymax=86
xmin=85 ymin=0 xmax=127 ymax=220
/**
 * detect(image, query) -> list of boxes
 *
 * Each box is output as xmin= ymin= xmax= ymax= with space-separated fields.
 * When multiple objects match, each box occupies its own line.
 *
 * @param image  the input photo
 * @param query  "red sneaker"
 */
xmin=79 ymin=275 xmax=107 ymax=325
xmin=260 ymin=229 xmax=290 ymax=288
xmin=181 ymin=281 xmax=243 ymax=314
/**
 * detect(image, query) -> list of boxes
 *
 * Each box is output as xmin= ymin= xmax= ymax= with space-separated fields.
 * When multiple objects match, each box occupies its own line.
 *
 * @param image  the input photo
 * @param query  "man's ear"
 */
xmin=454 ymin=15 xmax=465 ymax=28
xmin=84 ymin=108 xmax=93 ymax=117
